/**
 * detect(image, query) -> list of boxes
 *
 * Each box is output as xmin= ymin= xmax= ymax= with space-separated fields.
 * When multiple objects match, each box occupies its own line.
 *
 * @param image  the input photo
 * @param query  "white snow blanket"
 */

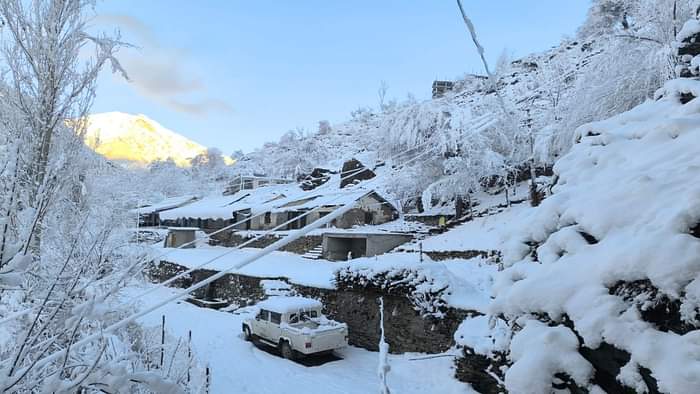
xmin=492 ymin=79 xmax=700 ymax=393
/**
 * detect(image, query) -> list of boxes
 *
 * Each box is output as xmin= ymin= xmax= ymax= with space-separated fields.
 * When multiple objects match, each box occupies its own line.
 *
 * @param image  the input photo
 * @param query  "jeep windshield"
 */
xmin=288 ymin=310 xmax=320 ymax=328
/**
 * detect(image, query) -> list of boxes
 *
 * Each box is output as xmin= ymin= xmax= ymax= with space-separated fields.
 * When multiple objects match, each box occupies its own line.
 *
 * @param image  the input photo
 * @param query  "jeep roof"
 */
xmin=256 ymin=297 xmax=322 ymax=314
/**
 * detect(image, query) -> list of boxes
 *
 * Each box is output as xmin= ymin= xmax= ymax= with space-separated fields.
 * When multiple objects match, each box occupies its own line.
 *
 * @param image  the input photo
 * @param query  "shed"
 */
xmin=322 ymin=232 xmax=413 ymax=261
xmin=164 ymin=227 xmax=198 ymax=248
xmin=132 ymin=195 xmax=198 ymax=227
xmin=432 ymin=80 xmax=454 ymax=98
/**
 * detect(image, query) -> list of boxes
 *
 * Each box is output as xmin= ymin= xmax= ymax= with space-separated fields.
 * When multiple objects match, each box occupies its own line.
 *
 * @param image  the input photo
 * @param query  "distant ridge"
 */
xmin=83 ymin=112 xmax=232 ymax=167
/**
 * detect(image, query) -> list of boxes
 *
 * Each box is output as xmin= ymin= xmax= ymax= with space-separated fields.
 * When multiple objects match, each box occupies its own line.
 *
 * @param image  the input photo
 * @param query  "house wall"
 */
xmin=161 ymin=218 xmax=235 ymax=233
xmin=323 ymin=237 xmax=367 ymax=260
xmin=323 ymin=233 xmax=413 ymax=261
xmin=333 ymin=208 xmax=368 ymax=228
xmin=212 ymin=232 xmax=323 ymax=254
xmin=366 ymin=234 xmax=413 ymax=256
xmin=354 ymin=194 xmax=397 ymax=225
xmin=165 ymin=230 xmax=195 ymax=248
xmin=404 ymin=214 xmax=454 ymax=227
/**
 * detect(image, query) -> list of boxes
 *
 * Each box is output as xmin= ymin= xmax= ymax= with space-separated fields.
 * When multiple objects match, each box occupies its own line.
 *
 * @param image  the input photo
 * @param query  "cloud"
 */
xmin=162 ymin=98 xmax=234 ymax=116
xmin=121 ymin=53 xmax=204 ymax=96
xmin=94 ymin=14 xmax=157 ymax=46
xmin=95 ymin=13 xmax=233 ymax=117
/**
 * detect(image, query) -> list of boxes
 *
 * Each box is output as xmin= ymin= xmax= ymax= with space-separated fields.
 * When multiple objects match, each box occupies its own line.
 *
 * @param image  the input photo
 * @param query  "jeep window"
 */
xmin=258 ymin=310 xmax=270 ymax=321
xmin=289 ymin=313 xmax=299 ymax=324
xmin=270 ymin=312 xmax=282 ymax=324
xmin=300 ymin=310 xmax=318 ymax=320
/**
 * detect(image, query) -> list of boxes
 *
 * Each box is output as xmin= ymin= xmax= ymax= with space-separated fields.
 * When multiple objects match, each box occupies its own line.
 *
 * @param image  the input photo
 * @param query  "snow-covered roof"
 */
xmin=160 ymin=184 xmax=304 ymax=220
xmin=270 ymin=189 xmax=371 ymax=213
xmin=131 ymin=195 xmax=198 ymax=215
xmin=677 ymin=18 xmax=700 ymax=42
xmin=256 ymin=297 xmax=322 ymax=314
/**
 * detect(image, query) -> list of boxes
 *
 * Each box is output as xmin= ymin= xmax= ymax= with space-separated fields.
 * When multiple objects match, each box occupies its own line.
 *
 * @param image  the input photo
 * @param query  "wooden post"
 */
xmin=419 ymin=242 xmax=423 ymax=263
xmin=205 ymin=365 xmax=211 ymax=394
xmin=160 ymin=315 xmax=165 ymax=369
xmin=187 ymin=330 xmax=192 ymax=383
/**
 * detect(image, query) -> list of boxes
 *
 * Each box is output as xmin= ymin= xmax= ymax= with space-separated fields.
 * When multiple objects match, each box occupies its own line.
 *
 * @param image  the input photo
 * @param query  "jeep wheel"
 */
xmin=243 ymin=326 xmax=252 ymax=342
xmin=280 ymin=341 xmax=295 ymax=360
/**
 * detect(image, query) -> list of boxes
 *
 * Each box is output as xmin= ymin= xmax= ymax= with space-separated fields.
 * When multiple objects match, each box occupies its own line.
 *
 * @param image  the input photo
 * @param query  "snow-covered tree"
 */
xmin=0 ymin=0 xmax=126 ymax=253
xmin=0 ymin=1 xmax=198 ymax=391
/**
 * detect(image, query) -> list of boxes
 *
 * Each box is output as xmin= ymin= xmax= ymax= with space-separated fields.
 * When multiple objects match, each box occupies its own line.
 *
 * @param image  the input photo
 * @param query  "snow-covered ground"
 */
xmin=404 ymin=203 xmax=532 ymax=252
xmin=130 ymin=285 xmax=473 ymax=394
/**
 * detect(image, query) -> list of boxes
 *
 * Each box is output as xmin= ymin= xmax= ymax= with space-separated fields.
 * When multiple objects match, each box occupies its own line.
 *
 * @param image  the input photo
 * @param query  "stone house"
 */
xmin=132 ymin=195 xmax=198 ymax=227
xmin=232 ymin=190 xmax=399 ymax=231
xmin=225 ymin=174 xmax=293 ymax=195
xmin=432 ymin=80 xmax=454 ymax=98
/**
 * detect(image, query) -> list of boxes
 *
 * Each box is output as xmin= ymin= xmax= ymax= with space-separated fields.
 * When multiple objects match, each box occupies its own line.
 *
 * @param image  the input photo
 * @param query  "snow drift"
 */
xmin=490 ymin=79 xmax=700 ymax=393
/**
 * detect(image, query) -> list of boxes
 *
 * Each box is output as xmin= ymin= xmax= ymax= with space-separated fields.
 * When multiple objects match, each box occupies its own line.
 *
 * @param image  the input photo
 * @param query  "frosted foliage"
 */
xmin=0 ymin=1 xmax=197 ymax=392
xmin=505 ymin=320 xmax=593 ymax=394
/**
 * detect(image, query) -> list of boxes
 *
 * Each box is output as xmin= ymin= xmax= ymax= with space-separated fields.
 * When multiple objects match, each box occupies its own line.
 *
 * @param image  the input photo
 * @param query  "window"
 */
xmin=300 ymin=310 xmax=318 ymax=320
xmin=289 ymin=313 xmax=299 ymax=324
xmin=264 ymin=212 xmax=271 ymax=224
xmin=257 ymin=310 xmax=270 ymax=321
xmin=270 ymin=312 xmax=282 ymax=324
xmin=243 ymin=179 xmax=254 ymax=189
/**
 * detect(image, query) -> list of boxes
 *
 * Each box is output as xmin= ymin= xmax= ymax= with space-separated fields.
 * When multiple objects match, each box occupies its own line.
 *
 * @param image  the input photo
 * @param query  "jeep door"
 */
xmin=256 ymin=309 xmax=270 ymax=339
xmin=268 ymin=311 xmax=283 ymax=341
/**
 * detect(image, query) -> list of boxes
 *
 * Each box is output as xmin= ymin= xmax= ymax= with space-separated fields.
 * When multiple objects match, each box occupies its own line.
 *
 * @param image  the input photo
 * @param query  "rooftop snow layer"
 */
xmin=255 ymin=297 xmax=322 ymax=313
xmin=160 ymin=183 xmax=303 ymax=220
xmin=131 ymin=195 xmax=198 ymax=215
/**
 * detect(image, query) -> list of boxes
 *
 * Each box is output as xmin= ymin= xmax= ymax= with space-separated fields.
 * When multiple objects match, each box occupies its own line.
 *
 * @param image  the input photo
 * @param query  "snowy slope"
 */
xmin=84 ymin=112 xmax=233 ymax=167
xmin=490 ymin=79 xmax=700 ymax=393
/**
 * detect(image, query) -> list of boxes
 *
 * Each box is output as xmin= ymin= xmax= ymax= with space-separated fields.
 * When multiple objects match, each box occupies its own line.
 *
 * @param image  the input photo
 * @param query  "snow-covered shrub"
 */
xmin=335 ymin=266 xmax=451 ymax=318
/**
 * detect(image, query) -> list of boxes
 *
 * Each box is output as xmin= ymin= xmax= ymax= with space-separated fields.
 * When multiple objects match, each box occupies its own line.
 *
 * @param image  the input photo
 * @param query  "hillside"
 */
xmin=234 ymin=35 xmax=610 ymax=211
xmin=83 ymin=112 xmax=232 ymax=167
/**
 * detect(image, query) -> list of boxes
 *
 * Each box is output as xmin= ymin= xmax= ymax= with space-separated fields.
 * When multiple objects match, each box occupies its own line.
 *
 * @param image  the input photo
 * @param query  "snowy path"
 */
xmin=131 ymin=285 xmax=473 ymax=394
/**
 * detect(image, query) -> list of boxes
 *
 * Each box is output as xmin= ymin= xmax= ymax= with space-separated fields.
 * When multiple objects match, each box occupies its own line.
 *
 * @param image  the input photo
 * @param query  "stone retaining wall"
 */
xmin=149 ymin=260 xmax=469 ymax=354
xmin=425 ymin=250 xmax=501 ymax=262
xmin=211 ymin=232 xmax=322 ymax=255
xmin=296 ymin=284 xmax=474 ymax=354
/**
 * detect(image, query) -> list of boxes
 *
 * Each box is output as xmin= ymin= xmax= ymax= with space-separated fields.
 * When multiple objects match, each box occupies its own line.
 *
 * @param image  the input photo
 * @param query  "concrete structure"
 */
xmin=322 ymin=232 xmax=413 ymax=261
xmin=164 ymin=227 xmax=198 ymax=248
xmin=432 ymin=80 xmax=454 ymax=98
xmin=225 ymin=175 xmax=293 ymax=195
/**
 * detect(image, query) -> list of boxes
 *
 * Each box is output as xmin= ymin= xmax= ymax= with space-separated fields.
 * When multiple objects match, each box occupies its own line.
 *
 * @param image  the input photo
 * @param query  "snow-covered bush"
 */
xmin=335 ymin=265 xmax=452 ymax=318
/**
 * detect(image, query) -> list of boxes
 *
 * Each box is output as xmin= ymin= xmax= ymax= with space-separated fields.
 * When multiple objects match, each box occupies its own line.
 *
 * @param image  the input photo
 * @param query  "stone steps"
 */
xmin=302 ymin=245 xmax=324 ymax=260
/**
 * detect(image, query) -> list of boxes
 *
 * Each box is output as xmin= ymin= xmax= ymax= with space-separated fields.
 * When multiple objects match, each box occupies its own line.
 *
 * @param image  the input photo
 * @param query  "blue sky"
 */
xmin=92 ymin=1 xmax=591 ymax=155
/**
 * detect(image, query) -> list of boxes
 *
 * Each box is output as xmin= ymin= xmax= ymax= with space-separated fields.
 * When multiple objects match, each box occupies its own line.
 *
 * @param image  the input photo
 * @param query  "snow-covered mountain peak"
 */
xmin=83 ymin=112 xmax=226 ymax=167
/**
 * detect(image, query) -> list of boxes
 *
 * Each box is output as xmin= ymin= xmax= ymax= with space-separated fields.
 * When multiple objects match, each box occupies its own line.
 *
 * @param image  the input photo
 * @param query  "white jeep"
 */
xmin=242 ymin=297 xmax=348 ymax=360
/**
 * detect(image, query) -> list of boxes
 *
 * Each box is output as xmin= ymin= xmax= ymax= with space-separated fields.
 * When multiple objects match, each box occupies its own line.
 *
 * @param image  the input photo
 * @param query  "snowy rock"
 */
xmin=340 ymin=158 xmax=376 ymax=188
